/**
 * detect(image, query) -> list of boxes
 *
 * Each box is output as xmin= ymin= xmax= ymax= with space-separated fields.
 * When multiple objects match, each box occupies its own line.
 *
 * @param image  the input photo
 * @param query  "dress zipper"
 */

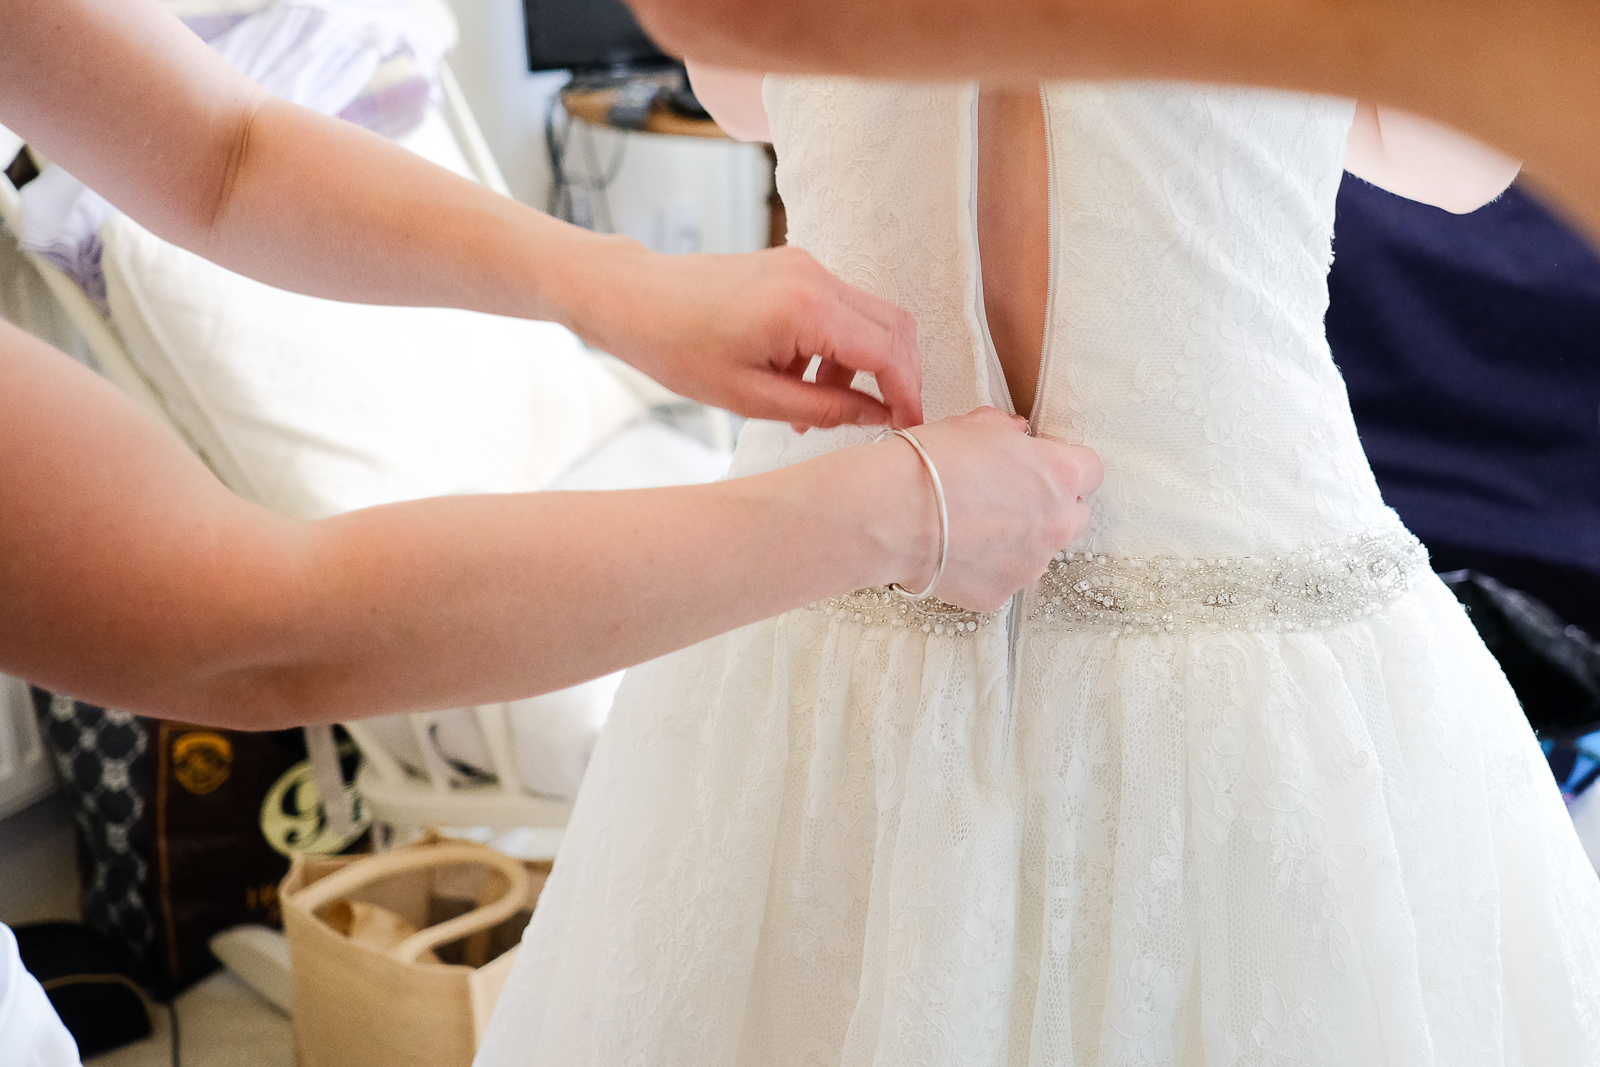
xmin=1032 ymin=84 xmax=1061 ymax=438
xmin=998 ymin=87 xmax=1061 ymax=693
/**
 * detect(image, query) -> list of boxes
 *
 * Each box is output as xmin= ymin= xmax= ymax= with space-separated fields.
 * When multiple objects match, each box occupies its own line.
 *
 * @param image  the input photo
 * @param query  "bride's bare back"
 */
xmin=975 ymin=87 xmax=1051 ymax=420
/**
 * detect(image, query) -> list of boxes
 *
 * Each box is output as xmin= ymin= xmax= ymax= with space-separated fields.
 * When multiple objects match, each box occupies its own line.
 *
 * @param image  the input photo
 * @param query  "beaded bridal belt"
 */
xmin=812 ymin=529 xmax=1429 ymax=637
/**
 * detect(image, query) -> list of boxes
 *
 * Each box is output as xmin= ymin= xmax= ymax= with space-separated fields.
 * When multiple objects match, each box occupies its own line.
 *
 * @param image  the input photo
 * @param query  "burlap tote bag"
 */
xmin=281 ymin=836 xmax=549 ymax=1067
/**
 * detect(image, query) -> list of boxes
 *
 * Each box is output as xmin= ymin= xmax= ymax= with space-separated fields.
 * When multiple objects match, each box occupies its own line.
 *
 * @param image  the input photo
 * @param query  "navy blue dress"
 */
xmin=1327 ymin=177 xmax=1600 ymax=635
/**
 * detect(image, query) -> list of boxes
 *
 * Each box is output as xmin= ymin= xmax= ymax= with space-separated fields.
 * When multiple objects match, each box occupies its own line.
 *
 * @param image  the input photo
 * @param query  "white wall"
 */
xmin=442 ymin=0 xmax=768 ymax=255
xmin=0 ymin=678 xmax=75 ymax=926
xmin=0 ymin=793 xmax=79 ymax=926
xmin=0 ymin=674 xmax=55 ymax=822
xmin=440 ymin=0 xmax=567 ymax=210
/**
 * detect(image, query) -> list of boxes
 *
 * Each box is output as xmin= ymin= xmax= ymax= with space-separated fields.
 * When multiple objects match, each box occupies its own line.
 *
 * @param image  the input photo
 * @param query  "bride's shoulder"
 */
xmin=685 ymin=62 xmax=771 ymax=141
xmin=1344 ymin=102 xmax=1521 ymax=213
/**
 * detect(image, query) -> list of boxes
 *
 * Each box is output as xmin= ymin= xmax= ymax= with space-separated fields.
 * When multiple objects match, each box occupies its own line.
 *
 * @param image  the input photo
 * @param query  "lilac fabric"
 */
xmin=17 ymin=166 xmax=111 ymax=310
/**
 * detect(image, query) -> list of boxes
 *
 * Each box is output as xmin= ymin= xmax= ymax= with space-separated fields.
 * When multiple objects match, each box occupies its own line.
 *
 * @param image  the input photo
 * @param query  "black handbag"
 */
xmin=12 ymin=921 xmax=153 ymax=1058
xmin=1442 ymin=569 xmax=1600 ymax=741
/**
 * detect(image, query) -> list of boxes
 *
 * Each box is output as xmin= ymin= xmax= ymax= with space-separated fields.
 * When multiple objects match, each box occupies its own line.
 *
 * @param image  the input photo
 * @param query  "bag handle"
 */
xmin=289 ymin=842 xmax=531 ymax=964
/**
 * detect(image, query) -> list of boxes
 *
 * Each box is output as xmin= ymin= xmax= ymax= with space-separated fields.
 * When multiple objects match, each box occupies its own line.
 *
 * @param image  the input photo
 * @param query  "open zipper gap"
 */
xmin=968 ymin=85 xmax=1060 ymax=694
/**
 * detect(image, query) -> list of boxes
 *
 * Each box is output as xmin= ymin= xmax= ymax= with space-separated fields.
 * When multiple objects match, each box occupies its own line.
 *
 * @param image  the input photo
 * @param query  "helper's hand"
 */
xmin=875 ymin=406 xmax=1104 ymax=613
xmin=583 ymin=243 xmax=923 ymax=430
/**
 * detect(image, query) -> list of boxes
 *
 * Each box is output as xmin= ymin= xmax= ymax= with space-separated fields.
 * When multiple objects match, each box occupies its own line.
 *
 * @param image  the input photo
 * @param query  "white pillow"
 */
xmin=99 ymin=200 xmax=642 ymax=520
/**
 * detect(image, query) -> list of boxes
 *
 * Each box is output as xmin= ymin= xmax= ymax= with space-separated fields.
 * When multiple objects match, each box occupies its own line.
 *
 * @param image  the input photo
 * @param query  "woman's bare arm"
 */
xmin=1345 ymin=104 xmax=1521 ymax=214
xmin=0 ymin=0 xmax=923 ymax=429
xmin=0 ymin=321 xmax=1098 ymax=729
xmin=633 ymin=0 xmax=1600 ymax=239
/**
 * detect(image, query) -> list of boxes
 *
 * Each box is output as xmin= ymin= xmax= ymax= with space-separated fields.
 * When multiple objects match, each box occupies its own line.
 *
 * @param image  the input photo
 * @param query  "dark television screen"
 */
xmin=523 ymin=0 xmax=674 ymax=73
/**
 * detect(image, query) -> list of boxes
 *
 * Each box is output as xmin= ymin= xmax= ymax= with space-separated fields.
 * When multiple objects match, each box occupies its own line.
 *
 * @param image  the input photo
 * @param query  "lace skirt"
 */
xmin=475 ymin=563 xmax=1600 ymax=1067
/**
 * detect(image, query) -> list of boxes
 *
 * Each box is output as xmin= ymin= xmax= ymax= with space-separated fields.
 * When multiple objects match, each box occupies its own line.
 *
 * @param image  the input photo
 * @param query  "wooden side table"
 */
xmin=558 ymin=84 xmax=727 ymax=140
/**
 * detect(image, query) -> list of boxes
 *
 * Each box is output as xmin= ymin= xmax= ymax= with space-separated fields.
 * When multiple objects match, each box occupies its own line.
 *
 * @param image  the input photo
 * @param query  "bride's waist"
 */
xmin=730 ymin=423 xmax=1389 ymax=525
xmin=731 ymin=417 xmax=1401 ymax=562
xmin=813 ymin=523 xmax=1429 ymax=637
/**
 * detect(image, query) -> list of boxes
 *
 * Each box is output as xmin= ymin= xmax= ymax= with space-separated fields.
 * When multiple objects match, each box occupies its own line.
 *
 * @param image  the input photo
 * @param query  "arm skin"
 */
xmin=0 ymin=0 xmax=1107 ymax=728
xmin=640 ymin=0 xmax=1599 ymax=237
xmin=0 ymin=0 xmax=924 ymax=430
xmin=0 ymin=316 xmax=1100 ymax=729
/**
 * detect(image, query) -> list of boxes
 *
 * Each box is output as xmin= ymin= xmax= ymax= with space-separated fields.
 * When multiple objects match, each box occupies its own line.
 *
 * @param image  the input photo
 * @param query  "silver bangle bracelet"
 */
xmin=876 ymin=427 xmax=949 ymax=602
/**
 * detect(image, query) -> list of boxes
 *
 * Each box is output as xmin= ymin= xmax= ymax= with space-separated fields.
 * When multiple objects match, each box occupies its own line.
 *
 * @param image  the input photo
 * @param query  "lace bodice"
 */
xmin=731 ymin=78 xmax=1396 ymax=558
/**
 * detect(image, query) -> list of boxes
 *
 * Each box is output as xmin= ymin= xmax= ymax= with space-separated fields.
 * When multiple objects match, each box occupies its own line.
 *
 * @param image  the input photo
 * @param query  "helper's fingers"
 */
xmin=797 ymin=287 xmax=923 ymax=429
xmin=959 ymin=405 xmax=1030 ymax=431
xmin=757 ymin=375 xmax=894 ymax=431
xmin=844 ymin=289 xmax=923 ymax=429
xmin=1073 ymin=446 xmax=1106 ymax=496
xmin=787 ymin=359 xmax=866 ymax=432
xmin=812 ymin=357 xmax=860 ymax=393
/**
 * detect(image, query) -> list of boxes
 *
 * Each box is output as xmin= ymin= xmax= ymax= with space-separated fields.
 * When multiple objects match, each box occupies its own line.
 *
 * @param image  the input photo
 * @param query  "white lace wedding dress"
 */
xmin=475 ymin=78 xmax=1600 ymax=1066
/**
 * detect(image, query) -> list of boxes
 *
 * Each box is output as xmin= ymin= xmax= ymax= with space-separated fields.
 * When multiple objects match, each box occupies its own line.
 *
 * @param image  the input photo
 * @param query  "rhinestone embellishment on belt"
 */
xmin=812 ymin=587 xmax=999 ymax=635
xmin=812 ymin=529 xmax=1427 ymax=637
xmin=1033 ymin=529 xmax=1428 ymax=635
